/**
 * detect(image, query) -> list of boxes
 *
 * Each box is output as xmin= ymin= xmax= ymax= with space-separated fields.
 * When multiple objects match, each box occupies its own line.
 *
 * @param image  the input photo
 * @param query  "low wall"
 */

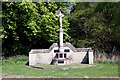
xmin=29 ymin=53 xmax=53 ymax=66
xmin=29 ymin=53 xmax=37 ymax=66
xmin=72 ymin=52 xmax=87 ymax=64
xmin=72 ymin=51 xmax=93 ymax=64
xmin=37 ymin=53 xmax=53 ymax=64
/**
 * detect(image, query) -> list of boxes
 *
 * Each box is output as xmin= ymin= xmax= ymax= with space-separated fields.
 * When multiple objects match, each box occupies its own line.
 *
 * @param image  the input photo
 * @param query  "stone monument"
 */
xmin=29 ymin=9 xmax=94 ymax=66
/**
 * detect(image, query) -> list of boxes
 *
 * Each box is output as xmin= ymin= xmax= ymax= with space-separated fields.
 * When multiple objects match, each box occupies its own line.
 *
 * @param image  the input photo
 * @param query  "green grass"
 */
xmin=2 ymin=58 xmax=119 ymax=78
xmin=0 ymin=60 xmax=2 ymax=73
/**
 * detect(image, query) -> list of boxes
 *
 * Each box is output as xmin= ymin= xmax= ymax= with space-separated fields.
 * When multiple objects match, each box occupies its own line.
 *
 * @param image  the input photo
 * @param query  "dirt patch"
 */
xmin=31 ymin=64 xmax=94 ymax=70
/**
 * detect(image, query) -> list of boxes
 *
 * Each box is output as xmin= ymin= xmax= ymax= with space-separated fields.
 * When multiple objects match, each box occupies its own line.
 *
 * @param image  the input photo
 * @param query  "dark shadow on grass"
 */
xmin=30 ymin=66 xmax=44 ymax=69
xmin=25 ymin=61 xmax=29 ymax=66
xmin=25 ymin=61 xmax=44 ymax=69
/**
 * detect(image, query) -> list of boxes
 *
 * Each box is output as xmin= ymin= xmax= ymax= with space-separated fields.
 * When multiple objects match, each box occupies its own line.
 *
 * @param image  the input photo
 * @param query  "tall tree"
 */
xmin=69 ymin=2 xmax=120 ymax=54
xmin=2 ymin=2 xmax=70 ymax=57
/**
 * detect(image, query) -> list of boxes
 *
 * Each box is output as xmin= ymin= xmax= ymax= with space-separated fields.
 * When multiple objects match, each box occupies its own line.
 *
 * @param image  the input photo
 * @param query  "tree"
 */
xmin=94 ymin=2 xmax=120 ymax=53
xmin=69 ymin=2 xmax=120 ymax=54
xmin=2 ymin=2 xmax=71 ymax=57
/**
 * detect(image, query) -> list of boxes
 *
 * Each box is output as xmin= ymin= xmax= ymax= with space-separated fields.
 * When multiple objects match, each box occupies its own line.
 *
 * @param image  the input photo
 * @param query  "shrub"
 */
xmin=98 ymin=60 xmax=119 ymax=64
xmin=3 ymin=55 xmax=28 ymax=64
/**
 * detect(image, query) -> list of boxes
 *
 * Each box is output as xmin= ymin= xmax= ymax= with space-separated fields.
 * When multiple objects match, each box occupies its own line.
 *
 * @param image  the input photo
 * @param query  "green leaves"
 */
xmin=69 ymin=2 xmax=120 ymax=53
xmin=2 ymin=2 xmax=71 ymax=57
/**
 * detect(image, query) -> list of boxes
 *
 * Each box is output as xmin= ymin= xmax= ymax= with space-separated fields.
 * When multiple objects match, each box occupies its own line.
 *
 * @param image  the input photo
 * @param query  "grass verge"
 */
xmin=2 ymin=56 xmax=119 ymax=78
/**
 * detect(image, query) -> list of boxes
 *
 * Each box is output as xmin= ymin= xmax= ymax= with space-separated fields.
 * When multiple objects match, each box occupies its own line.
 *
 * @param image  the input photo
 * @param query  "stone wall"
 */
xmin=29 ymin=45 xmax=94 ymax=66
xmin=38 ymin=53 xmax=53 ymax=64
xmin=72 ymin=52 xmax=87 ymax=64
xmin=29 ymin=53 xmax=53 ymax=66
xmin=89 ymin=52 xmax=93 ymax=64
xmin=72 ymin=51 xmax=93 ymax=64
xmin=29 ymin=53 xmax=37 ymax=66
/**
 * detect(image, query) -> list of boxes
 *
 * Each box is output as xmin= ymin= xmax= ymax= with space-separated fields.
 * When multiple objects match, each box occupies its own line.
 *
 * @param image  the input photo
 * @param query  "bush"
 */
xmin=98 ymin=60 xmax=119 ymax=64
xmin=3 ymin=55 xmax=28 ymax=64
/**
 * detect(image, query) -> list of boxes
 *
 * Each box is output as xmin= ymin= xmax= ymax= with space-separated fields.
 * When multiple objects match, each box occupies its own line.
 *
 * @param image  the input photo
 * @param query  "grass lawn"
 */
xmin=0 ymin=60 xmax=2 ymax=73
xmin=2 ymin=59 xmax=119 ymax=78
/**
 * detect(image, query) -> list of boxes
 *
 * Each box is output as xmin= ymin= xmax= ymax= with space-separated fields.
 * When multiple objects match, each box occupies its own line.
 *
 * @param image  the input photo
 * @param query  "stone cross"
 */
xmin=55 ymin=8 xmax=65 ymax=53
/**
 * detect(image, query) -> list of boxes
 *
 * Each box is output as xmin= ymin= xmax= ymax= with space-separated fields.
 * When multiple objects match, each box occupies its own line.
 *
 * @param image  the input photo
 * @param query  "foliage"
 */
xmin=69 ymin=2 xmax=120 ymax=54
xmin=2 ymin=2 xmax=120 ymax=57
xmin=97 ymin=60 xmax=120 ymax=64
xmin=2 ymin=2 xmax=70 ymax=57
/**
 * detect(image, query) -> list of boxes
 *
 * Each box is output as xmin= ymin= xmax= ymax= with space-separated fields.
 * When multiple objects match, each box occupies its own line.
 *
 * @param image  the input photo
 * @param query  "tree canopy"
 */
xmin=2 ymin=2 xmax=120 ymax=57
xmin=69 ymin=2 xmax=120 ymax=54
xmin=2 ymin=2 xmax=70 ymax=56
